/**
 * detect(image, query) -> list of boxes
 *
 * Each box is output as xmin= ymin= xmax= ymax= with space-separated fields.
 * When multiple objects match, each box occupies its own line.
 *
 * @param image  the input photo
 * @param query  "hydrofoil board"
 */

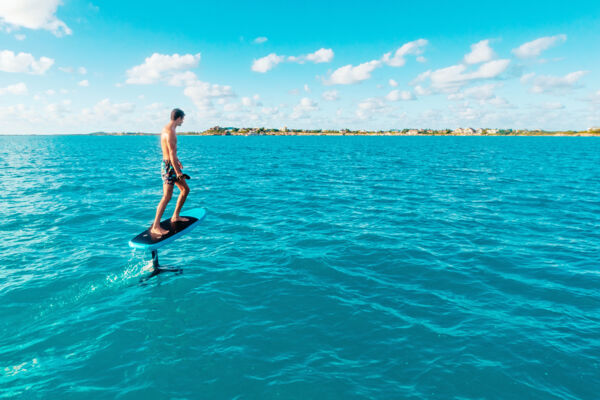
xmin=129 ymin=207 xmax=206 ymax=281
xmin=129 ymin=207 xmax=206 ymax=251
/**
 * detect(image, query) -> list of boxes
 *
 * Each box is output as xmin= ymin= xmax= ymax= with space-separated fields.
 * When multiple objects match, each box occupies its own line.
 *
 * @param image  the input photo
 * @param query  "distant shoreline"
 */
xmin=83 ymin=131 xmax=600 ymax=137
xmin=2 ymin=131 xmax=599 ymax=137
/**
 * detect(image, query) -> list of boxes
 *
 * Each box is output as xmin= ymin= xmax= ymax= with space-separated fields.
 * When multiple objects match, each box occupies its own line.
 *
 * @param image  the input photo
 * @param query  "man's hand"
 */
xmin=176 ymin=173 xmax=191 ymax=181
xmin=177 ymin=160 xmax=183 ymax=170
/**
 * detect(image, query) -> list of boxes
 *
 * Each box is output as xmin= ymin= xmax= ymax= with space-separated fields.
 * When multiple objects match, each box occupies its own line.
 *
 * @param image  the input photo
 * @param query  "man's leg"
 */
xmin=150 ymin=183 xmax=174 ymax=234
xmin=171 ymin=179 xmax=190 ymax=222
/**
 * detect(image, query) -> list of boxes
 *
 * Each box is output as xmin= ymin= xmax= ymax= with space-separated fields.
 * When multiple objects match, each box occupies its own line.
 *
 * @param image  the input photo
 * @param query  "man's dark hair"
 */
xmin=171 ymin=108 xmax=185 ymax=121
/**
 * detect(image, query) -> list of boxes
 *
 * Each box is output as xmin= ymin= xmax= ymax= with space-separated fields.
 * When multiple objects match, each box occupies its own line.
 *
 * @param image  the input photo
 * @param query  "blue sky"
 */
xmin=1 ymin=0 xmax=599 ymax=134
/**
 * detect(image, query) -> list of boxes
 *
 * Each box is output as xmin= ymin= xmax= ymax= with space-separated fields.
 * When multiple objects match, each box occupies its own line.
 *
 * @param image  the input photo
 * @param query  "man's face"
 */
xmin=177 ymin=116 xmax=184 ymax=126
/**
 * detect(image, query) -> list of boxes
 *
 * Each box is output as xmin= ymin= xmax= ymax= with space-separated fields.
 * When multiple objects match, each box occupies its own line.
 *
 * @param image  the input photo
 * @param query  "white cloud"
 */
xmin=0 ymin=104 xmax=37 ymax=124
xmin=45 ymin=89 xmax=55 ymax=95
xmin=241 ymin=94 xmax=261 ymax=107
xmin=389 ymin=79 xmax=398 ymax=87
xmin=0 ymin=82 xmax=27 ymax=95
xmin=95 ymin=98 xmax=134 ymax=115
xmin=183 ymin=80 xmax=235 ymax=117
xmin=0 ymin=50 xmax=54 ymax=74
xmin=382 ymin=39 xmax=428 ymax=67
xmin=251 ymin=53 xmax=285 ymax=73
xmin=167 ymin=71 xmax=200 ymax=87
xmin=464 ymin=40 xmax=495 ymax=64
xmin=288 ymin=48 xmax=335 ymax=64
xmin=428 ymin=65 xmax=471 ymax=90
xmin=463 ymin=83 xmax=497 ymax=100
xmin=386 ymin=90 xmax=414 ymax=101
xmin=488 ymin=97 xmax=510 ymax=107
xmin=419 ymin=59 xmax=510 ymax=92
xmin=59 ymin=65 xmax=87 ymax=75
xmin=298 ymin=97 xmax=318 ymax=110
xmin=543 ymin=102 xmax=565 ymax=110
xmin=82 ymin=98 xmax=135 ymax=119
xmin=457 ymin=106 xmax=482 ymax=121
xmin=14 ymin=34 xmax=25 ymax=40
xmin=46 ymin=99 xmax=71 ymax=117
xmin=223 ymin=102 xmax=240 ymax=112
xmin=447 ymin=84 xmax=498 ymax=101
xmin=512 ymin=34 xmax=566 ymax=58
xmin=145 ymin=102 xmax=164 ymax=111
xmin=412 ymin=70 xmax=431 ymax=84
xmin=304 ymin=84 xmax=310 ymax=93
xmin=253 ymin=48 xmax=334 ymax=72
xmin=322 ymin=90 xmax=339 ymax=101
xmin=520 ymin=72 xmax=535 ymax=84
xmin=253 ymin=36 xmax=268 ymax=44
xmin=78 ymin=79 xmax=89 ymax=87
xmin=414 ymin=85 xmax=431 ymax=96
xmin=524 ymin=71 xmax=588 ymax=93
xmin=291 ymin=97 xmax=318 ymax=119
xmin=356 ymin=97 xmax=386 ymax=119
xmin=261 ymin=106 xmax=279 ymax=115
xmin=126 ymin=53 xmax=201 ymax=84
xmin=327 ymin=60 xmax=382 ymax=85
xmin=473 ymin=59 xmax=511 ymax=79
xmin=184 ymin=81 xmax=234 ymax=100
xmin=0 ymin=0 xmax=71 ymax=36
xmin=305 ymin=48 xmax=334 ymax=63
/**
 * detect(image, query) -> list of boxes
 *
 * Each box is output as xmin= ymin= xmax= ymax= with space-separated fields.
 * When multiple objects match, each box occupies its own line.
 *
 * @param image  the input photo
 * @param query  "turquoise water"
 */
xmin=1 ymin=135 xmax=599 ymax=399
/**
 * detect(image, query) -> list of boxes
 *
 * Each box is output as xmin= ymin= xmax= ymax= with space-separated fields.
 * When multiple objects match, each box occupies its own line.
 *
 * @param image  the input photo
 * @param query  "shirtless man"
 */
xmin=150 ymin=108 xmax=190 ymax=236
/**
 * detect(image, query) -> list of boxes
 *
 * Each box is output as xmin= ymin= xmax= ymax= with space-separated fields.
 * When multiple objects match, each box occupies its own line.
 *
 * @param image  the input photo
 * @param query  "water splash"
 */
xmin=33 ymin=253 xmax=150 ymax=322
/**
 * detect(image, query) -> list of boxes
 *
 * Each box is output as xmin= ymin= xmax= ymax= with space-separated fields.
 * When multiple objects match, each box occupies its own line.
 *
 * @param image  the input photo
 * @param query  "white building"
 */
xmin=453 ymin=127 xmax=475 ymax=135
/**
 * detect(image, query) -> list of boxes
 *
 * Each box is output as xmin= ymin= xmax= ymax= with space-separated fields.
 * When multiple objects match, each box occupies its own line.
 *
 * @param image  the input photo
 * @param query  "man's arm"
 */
xmin=166 ymin=130 xmax=183 ymax=176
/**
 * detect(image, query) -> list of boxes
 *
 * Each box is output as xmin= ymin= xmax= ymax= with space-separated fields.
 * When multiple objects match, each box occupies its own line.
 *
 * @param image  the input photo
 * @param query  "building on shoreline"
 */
xmin=453 ymin=127 xmax=476 ymax=135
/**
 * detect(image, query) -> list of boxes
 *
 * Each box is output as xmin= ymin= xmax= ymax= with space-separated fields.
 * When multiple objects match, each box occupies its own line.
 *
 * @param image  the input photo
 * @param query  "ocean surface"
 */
xmin=0 ymin=135 xmax=598 ymax=399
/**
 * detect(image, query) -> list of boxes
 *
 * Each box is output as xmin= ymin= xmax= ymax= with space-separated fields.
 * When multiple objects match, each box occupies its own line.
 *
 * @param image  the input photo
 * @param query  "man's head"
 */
xmin=171 ymin=108 xmax=185 ymax=126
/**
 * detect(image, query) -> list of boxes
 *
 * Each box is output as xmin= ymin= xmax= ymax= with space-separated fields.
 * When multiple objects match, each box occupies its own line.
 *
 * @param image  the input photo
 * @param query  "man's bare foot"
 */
xmin=150 ymin=225 xmax=169 ymax=236
xmin=171 ymin=216 xmax=189 ymax=223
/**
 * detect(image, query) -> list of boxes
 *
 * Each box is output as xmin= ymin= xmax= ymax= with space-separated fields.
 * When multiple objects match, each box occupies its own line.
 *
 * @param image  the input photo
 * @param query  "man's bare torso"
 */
xmin=160 ymin=123 xmax=176 ymax=160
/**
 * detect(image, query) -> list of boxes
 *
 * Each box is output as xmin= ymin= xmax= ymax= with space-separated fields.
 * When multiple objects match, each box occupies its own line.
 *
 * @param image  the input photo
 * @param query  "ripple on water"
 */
xmin=0 ymin=136 xmax=599 ymax=399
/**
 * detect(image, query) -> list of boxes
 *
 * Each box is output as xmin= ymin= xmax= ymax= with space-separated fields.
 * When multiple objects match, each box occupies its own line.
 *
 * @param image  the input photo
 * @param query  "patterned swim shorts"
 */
xmin=161 ymin=159 xmax=177 ymax=185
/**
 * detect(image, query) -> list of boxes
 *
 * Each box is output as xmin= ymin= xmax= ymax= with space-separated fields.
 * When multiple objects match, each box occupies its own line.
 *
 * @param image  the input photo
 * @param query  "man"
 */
xmin=150 ymin=108 xmax=190 ymax=236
